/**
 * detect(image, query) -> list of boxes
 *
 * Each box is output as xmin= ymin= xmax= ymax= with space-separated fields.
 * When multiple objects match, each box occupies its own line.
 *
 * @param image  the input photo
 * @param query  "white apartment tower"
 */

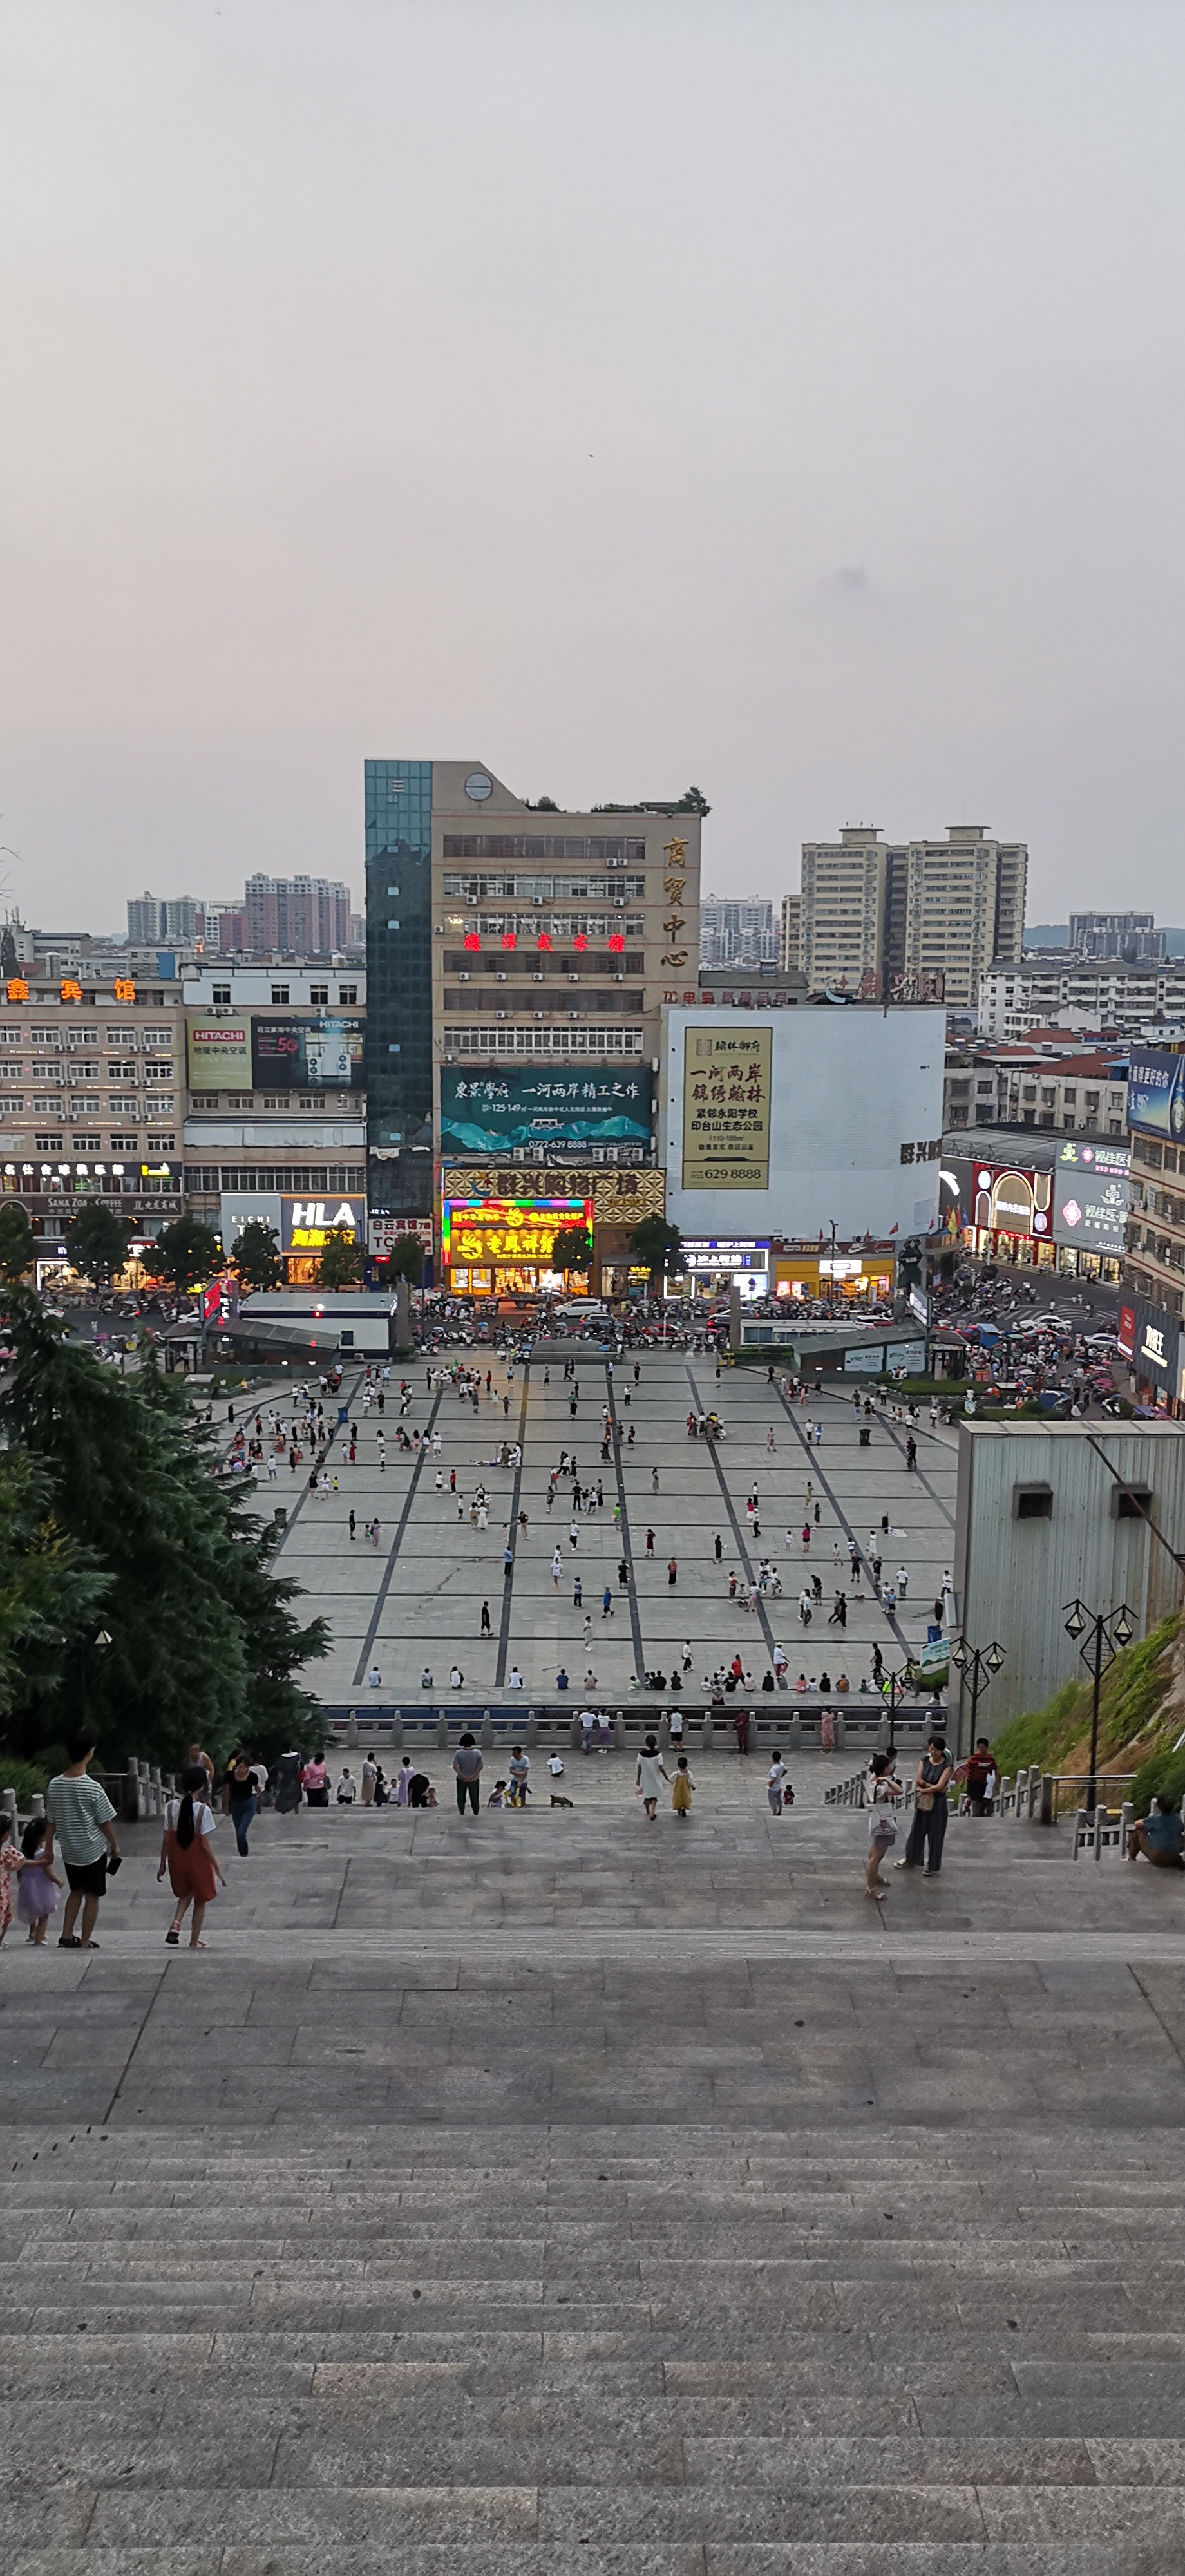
xmin=799 ymin=824 xmax=1027 ymax=1007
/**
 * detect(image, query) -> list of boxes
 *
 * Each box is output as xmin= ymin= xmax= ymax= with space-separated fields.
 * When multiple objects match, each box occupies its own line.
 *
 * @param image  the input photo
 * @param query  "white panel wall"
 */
xmin=659 ymin=1004 xmax=946 ymax=1240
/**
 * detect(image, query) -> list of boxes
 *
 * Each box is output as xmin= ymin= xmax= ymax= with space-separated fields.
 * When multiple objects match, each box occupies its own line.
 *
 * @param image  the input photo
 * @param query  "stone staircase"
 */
xmin=4 ymin=1801 xmax=1185 ymax=2570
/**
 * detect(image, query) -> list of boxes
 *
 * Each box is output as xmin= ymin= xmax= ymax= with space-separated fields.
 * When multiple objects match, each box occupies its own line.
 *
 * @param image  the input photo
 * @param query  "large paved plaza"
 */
xmin=267 ymin=1352 xmax=958 ymax=1706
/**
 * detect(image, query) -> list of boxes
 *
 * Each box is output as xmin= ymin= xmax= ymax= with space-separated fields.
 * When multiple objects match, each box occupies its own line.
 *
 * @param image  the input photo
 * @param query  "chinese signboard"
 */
xmin=681 ymin=1028 xmax=772 ymax=1191
xmin=279 ymin=1195 xmax=366 ymax=1253
xmin=252 ymin=1015 xmax=365 ymax=1092
xmin=186 ymin=1014 xmax=252 ymax=1089
xmin=1133 ymin=1297 xmax=1179 ymax=1392
xmin=1052 ymin=1140 xmax=1129 ymax=1256
xmin=1127 ymin=1047 xmax=1185 ymax=1144
xmin=368 ymin=1215 xmax=433 ymax=1255
xmin=442 ymin=1197 xmax=591 ymax=1269
xmin=439 ymin=1066 xmax=653 ymax=1159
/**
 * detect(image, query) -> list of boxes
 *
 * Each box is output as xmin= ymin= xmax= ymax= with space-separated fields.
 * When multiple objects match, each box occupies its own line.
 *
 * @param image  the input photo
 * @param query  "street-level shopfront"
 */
xmin=673 ymin=1238 xmax=772 ymax=1298
xmin=439 ymin=1163 xmax=666 ymax=1298
xmin=772 ymin=1251 xmax=895 ymax=1303
xmin=1122 ymin=1296 xmax=1182 ymax=1416
xmin=1 ymin=1156 xmax=184 ymax=1286
xmin=947 ymin=1157 xmax=1061 ymax=1273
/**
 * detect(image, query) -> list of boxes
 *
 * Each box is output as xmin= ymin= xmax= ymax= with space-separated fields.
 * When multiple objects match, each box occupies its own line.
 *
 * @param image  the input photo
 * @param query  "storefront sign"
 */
xmin=965 ymin=1162 xmax=1053 ymax=1240
xmin=681 ymin=1237 xmax=770 ymax=1273
xmin=442 ymin=1196 xmax=592 ymax=1269
xmin=440 ymin=1066 xmax=653 ymax=1157
xmin=1117 ymin=1303 xmax=1136 ymax=1361
xmin=279 ymin=1194 xmax=366 ymax=1253
xmin=252 ymin=1015 xmax=365 ymax=1092
xmin=368 ymin=1215 xmax=433 ymax=1255
xmin=220 ymin=1194 xmax=283 ymax=1249
xmin=186 ymin=1014 xmax=252 ymax=1088
xmin=1133 ymin=1298 xmax=1179 ymax=1388
xmin=1052 ymin=1141 xmax=1129 ymax=1256
xmin=1127 ymin=1047 xmax=1185 ymax=1144
xmin=681 ymin=1027 xmax=772 ymax=1190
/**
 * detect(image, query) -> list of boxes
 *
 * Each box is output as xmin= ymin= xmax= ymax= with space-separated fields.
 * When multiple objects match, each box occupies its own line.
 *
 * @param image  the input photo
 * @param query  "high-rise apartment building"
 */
xmin=365 ymin=759 xmax=701 ymax=1289
xmin=126 ymin=893 xmax=207 ymax=944
xmin=243 ymin=875 xmax=351 ymax=956
xmin=799 ymin=829 xmax=887 ymax=992
xmin=1067 ymin=911 xmax=1166 ymax=963
xmin=697 ymin=896 xmax=777 ymax=969
xmin=780 ymin=892 xmax=801 ymax=974
xmin=799 ymin=823 xmax=1027 ymax=1007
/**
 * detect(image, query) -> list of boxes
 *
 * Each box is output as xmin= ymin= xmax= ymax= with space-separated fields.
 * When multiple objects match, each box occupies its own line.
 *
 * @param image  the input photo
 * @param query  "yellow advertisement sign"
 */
xmin=682 ymin=1027 xmax=772 ymax=1191
xmin=186 ymin=1014 xmax=252 ymax=1090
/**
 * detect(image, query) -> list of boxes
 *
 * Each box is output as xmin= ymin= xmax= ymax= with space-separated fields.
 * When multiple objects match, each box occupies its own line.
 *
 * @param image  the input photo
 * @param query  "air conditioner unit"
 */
xmin=497 ymin=972 xmax=507 ymax=981
xmin=615 ymin=897 xmax=625 ymax=908
xmin=468 ymin=894 xmax=478 ymax=905
xmin=614 ymin=972 xmax=624 ymax=983
xmin=533 ymin=1011 xmax=544 ymax=1020
xmin=459 ymin=971 xmax=471 ymax=980
xmin=567 ymin=974 xmax=578 ymax=983
xmin=533 ymin=972 xmax=544 ymax=983
xmin=533 ymin=895 xmax=544 ymax=905
xmin=496 ymin=1010 xmax=507 ymax=1020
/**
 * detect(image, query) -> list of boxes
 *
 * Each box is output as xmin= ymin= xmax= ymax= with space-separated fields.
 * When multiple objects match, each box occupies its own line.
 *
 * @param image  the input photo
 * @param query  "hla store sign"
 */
xmin=279 ymin=1195 xmax=366 ymax=1253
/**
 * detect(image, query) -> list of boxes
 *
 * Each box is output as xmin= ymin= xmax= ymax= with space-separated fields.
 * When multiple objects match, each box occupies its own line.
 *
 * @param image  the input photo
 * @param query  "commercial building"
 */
xmin=1066 ymin=911 xmax=1166 ymax=963
xmin=943 ymin=1039 xmax=1128 ymax=1137
xmin=940 ymin=1125 xmax=1128 ymax=1284
xmin=365 ymin=759 xmax=703 ymax=1296
xmin=178 ymin=960 xmax=366 ymax=1283
xmin=659 ymin=1000 xmax=945 ymax=1257
xmin=1122 ymin=1042 xmax=1185 ymax=1410
xmin=953 ymin=1422 xmax=1185 ymax=1729
xmin=978 ymin=957 xmax=1185 ymax=1041
xmin=0 ymin=961 xmax=185 ymax=1278
xmin=799 ymin=824 xmax=1027 ymax=1007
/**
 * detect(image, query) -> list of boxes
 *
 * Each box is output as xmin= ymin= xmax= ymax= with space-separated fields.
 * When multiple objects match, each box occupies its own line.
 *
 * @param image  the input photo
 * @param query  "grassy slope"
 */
xmin=989 ymin=1615 xmax=1184 ymax=1813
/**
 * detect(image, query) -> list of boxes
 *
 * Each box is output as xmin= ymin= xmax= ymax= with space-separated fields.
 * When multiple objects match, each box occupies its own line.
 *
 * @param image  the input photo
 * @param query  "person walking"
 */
xmin=453 ymin=1732 xmax=483 ymax=1816
xmin=480 ymin=1600 xmax=491 ymax=1635
xmin=159 ymin=1765 xmax=225 ymax=1948
xmin=714 ymin=1533 xmax=723 ymax=1560
xmin=766 ymin=1751 xmax=789 ymax=1815
xmin=636 ymin=1734 xmax=668 ymax=1821
xmin=896 ymin=1734 xmax=954 ymax=1876
xmin=551 ymin=1548 xmax=562 ymax=1588
xmin=798 ymin=1587 xmax=813 ymax=1627
xmin=44 ymin=1730 xmax=122 ymax=1950
xmin=508 ymin=1744 xmax=531 ymax=1806
xmin=667 ymin=1555 xmax=678 ymax=1587
xmin=671 ymin=1756 xmax=696 ymax=1819
xmin=895 ymin=1566 xmax=909 ymax=1600
xmin=227 ymin=1754 xmax=263 ymax=1853
xmin=866 ymin=1750 xmax=901 ymax=1900
xmin=361 ymin=1756 xmax=377 ymax=1806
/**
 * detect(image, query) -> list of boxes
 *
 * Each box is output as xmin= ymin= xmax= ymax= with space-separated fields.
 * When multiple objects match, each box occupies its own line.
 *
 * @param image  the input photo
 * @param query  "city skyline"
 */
xmin=3 ymin=3 xmax=1184 ymax=929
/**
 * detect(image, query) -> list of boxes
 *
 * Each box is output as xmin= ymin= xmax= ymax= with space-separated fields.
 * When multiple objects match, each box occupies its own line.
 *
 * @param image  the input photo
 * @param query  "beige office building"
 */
xmin=779 ymin=891 xmax=801 ymax=974
xmin=799 ymin=829 xmax=887 ymax=992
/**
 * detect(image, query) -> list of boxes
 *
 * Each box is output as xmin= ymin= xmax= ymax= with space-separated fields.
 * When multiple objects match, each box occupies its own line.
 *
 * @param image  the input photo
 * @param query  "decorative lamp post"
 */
xmin=1062 ymin=1598 xmax=1135 ymax=1814
xmin=951 ymin=1637 xmax=1006 ymax=1765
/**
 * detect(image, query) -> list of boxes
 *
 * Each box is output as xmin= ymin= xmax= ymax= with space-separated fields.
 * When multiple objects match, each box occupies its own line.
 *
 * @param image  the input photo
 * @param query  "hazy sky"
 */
xmin=2 ymin=1 xmax=1183 ymax=931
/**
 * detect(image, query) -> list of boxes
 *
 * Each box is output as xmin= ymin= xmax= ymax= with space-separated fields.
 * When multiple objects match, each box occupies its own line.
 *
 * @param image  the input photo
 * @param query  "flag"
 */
xmin=889 ymin=1222 xmax=899 ymax=1235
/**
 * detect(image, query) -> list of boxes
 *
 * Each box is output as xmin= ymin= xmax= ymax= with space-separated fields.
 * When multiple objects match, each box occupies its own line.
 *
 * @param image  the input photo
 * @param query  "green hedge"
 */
xmin=1130 ymin=1749 xmax=1185 ymax=1817
xmin=0 ymin=1747 xmax=68 ymax=1807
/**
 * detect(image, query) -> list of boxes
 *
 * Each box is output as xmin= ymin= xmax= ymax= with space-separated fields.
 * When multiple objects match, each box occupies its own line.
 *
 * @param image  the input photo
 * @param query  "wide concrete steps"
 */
xmin=4 ymin=2130 xmax=1184 ymax=2571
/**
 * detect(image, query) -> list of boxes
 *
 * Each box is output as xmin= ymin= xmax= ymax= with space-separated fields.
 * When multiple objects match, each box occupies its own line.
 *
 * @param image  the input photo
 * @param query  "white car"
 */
xmin=556 ymin=1301 xmax=608 ymax=1321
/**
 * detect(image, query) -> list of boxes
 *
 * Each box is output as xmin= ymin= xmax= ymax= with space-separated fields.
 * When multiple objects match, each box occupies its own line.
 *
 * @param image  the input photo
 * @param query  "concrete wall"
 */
xmin=953 ymin=1421 xmax=1185 ymax=1731
xmin=659 ymin=1002 xmax=945 ymax=1240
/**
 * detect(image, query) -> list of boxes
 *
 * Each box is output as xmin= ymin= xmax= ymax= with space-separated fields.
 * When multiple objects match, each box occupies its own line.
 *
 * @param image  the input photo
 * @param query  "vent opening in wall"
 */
xmin=1012 ymin=1483 xmax=1054 ymax=1520
xmin=1112 ymin=1485 xmax=1153 ymax=1520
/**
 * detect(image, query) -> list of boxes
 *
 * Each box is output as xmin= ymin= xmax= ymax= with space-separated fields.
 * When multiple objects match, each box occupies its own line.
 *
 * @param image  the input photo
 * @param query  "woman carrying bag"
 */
xmin=896 ymin=1736 xmax=954 ymax=1877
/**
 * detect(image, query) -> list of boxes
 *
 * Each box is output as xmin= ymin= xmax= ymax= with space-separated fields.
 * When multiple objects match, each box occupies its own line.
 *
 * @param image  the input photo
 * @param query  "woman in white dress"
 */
xmin=635 ymin=1735 xmax=669 ymax=1823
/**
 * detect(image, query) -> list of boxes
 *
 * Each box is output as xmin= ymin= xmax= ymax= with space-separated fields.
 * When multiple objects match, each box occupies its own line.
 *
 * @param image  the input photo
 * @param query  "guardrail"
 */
xmin=325 ymin=1701 xmax=938 ymax=1754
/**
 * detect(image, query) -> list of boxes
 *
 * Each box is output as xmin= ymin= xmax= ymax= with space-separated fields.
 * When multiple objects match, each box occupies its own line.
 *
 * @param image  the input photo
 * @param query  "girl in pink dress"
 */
xmin=0 ymin=1814 xmax=27 ymax=1942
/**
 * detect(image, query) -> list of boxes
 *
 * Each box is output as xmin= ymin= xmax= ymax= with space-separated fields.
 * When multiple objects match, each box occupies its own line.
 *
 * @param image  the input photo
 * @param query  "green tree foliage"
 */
xmin=149 ymin=1217 xmax=221 ymax=1294
xmin=0 ymin=925 xmax=17 ymax=981
xmin=231 ymin=1219 xmax=283 ymax=1292
xmin=0 ymin=1200 xmax=36 ymax=1283
xmin=318 ymin=1227 xmax=362 ymax=1291
xmin=0 ymin=1449 xmax=109 ymax=1747
xmin=550 ymin=1225 xmax=592 ymax=1275
xmin=0 ymin=1291 xmax=327 ymax=1770
xmin=64 ymin=1202 xmax=133 ymax=1287
xmin=629 ymin=1213 xmax=683 ymax=1289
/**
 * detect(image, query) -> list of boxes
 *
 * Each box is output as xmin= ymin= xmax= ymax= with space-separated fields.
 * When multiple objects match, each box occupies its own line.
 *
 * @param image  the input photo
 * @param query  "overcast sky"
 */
xmin=2 ymin=1 xmax=1182 ymax=931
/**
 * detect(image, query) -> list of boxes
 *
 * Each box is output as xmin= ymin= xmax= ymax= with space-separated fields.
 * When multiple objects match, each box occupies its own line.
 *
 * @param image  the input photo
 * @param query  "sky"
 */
xmin=1 ymin=0 xmax=1183 ymax=932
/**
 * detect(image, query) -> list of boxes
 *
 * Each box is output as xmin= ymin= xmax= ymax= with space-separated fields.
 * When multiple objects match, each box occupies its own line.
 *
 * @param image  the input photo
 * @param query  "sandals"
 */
xmin=57 ymin=1935 xmax=81 ymax=1947
xmin=165 ymin=1926 xmax=180 ymax=1945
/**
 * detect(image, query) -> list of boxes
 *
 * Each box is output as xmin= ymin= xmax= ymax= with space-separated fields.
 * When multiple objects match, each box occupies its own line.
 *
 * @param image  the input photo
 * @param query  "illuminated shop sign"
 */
xmin=442 ymin=1196 xmax=592 ymax=1267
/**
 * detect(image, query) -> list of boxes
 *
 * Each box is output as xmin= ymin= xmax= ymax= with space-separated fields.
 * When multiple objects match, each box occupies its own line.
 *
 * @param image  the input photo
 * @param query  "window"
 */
xmin=105 ymin=1028 xmax=137 ymax=1048
xmin=35 ymin=1134 xmax=64 ymax=1151
xmin=309 ymin=985 xmax=329 ymax=1005
xmin=107 ymin=1097 xmax=139 ymax=1116
xmin=270 ymin=985 xmax=289 ymax=1005
xmin=71 ymin=1135 xmax=101 ymax=1151
xmin=146 ymin=1133 xmax=175 ymax=1151
xmin=212 ymin=986 xmax=231 ymax=1005
xmin=338 ymin=985 xmax=358 ymax=1004
xmin=0 ymin=1095 xmax=25 ymax=1112
xmin=1062 ymin=1088 xmax=1076 ymax=1104
xmin=109 ymin=1134 xmax=138 ymax=1150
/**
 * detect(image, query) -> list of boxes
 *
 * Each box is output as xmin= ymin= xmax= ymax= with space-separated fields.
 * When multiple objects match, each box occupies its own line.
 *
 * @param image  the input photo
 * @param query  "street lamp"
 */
xmin=1062 ymin=1598 xmax=1136 ymax=1814
xmin=951 ymin=1636 xmax=1006 ymax=1764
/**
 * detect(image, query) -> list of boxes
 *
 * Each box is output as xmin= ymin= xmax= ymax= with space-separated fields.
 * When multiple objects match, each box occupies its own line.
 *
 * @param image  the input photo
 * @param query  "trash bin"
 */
xmin=274 ymin=1506 xmax=287 ymax=1528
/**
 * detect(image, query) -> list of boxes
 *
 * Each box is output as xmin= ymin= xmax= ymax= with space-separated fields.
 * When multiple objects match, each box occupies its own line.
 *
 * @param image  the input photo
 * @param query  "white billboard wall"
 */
xmin=659 ymin=1004 xmax=946 ymax=1241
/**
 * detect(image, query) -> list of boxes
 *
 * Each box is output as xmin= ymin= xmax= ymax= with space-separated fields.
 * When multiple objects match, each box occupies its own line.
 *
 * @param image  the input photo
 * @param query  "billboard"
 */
xmin=220 ymin=1194 xmax=283 ymax=1249
xmin=439 ymin=1067 xmax=653 ymax=1159
xmin=1052 ymin=1141 xmax=1129 ymax=1256
xmin=1133 ymin=1298 xmax=1180 ymax=1391
xmin=252 ymin=1014 xmax=365 ymax=1092
xmin=279 ymin=1194 xmax=366 ymax=1253
xmin=1127 ymin=1048 xmax=1185 ymax=1144
xmin=681 ymin=1027 xmax=772 ymax=1190
xmin=186 ymin=1014 xmax=252 ymax=1089
xmin=442 ymin=1196 xmax=591 ymax=1269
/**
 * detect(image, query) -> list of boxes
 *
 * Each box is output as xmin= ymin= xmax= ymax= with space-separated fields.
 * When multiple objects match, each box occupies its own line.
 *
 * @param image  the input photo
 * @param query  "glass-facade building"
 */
xmin=365 ymin=760 xmax=434 ymax=1217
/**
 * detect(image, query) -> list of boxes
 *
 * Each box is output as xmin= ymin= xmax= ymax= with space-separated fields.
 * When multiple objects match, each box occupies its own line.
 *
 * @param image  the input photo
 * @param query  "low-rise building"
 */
xmin=978 ymin=957 xmax=1185 ymax=1041
xmin=944 ymin=1036 xmax=1127 ymax=1137
xmin=178 ymin=960 xmax=366 ymax=1283
xmin=0 ymin=963 xmax=185 ymax=1277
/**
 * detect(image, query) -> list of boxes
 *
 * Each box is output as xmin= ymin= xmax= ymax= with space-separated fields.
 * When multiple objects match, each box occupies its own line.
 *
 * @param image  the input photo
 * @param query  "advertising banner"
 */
xmin=368 ymin=1215 xmax=433 ymax=1255
xmin=442 ymin=1197 xmax=591 ymax=1269
xmin=1117 ymin=1303 xmax=1136 ymax=1361
xmin=440 ymin=1066 xmax=653 ymax=1159
xmin=186 ymin=1014 xmax=252 ymax=1090
xmin=279 ymin=1194 xmax=366 ymax=1253
xmin=1133 ymin=1298 xmax=1179 ymax=1390
xmin=681 ymin=1027 xmax=772 ymax=1190
xmin=220 ymin=1194 xmax=283 ymax=1249
xmin=1052 ymin=1141 xmax=1129 ymax=1256
xmin=252 ymin=1016 xmax=365 ymax=1092
xmin=1127 ymin=1048 xmax=1185 ymax=1144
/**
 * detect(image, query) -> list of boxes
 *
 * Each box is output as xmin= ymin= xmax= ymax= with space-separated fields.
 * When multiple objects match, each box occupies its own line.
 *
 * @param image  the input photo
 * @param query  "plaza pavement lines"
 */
xmin=350 ymin=1388 xmax=444 ymax=1687
xmin=495 ymin=1363 xmax=532 ymax=1686
xmin=685 ymin=1362 xmax=778 ymax=1666
xmin=603 ymin=1363 xmax=646 ymax=1684
xmin=268 ymin=1366 xmax=366 ymax=1559
xmin=772 ymin=1375 xmax=913 ymax=1661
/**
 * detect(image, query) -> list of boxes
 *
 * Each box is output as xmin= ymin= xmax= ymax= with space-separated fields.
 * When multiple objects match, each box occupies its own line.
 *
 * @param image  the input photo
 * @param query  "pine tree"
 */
xmin=0 ymin=1200 xmax=36 ymax=1283
xmin=64 ymin=1202 xmax=133 ymax=1286
xmin=0 ymin=1450 xmax=109 ymax=1757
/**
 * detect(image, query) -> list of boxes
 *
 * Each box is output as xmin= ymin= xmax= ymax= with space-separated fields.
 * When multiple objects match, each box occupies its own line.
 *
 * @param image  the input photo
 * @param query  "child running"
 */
xmin=15 ymin=1817 xmax=62 ymax=1942
xmin=671 ymin=1754 xmax=696 ymax=1821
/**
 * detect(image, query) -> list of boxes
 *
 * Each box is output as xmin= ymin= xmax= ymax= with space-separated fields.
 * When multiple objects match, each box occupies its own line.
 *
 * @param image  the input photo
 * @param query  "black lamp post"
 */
xmin=1062 ymin=1598 xmax=1135 ymax=1814
xmin=951 ymin=1636 xmax=1006 ymax=1765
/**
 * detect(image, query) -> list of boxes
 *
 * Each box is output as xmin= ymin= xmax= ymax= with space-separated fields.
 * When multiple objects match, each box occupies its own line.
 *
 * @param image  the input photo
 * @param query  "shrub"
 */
xmin=990 ymin=1680 xmax=1084 ymax=1777
xmin=1130 ymin=1749 xmax=1185 ymax=1818
xmin=0 ymin=1747 xmax=68 ymax=1806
